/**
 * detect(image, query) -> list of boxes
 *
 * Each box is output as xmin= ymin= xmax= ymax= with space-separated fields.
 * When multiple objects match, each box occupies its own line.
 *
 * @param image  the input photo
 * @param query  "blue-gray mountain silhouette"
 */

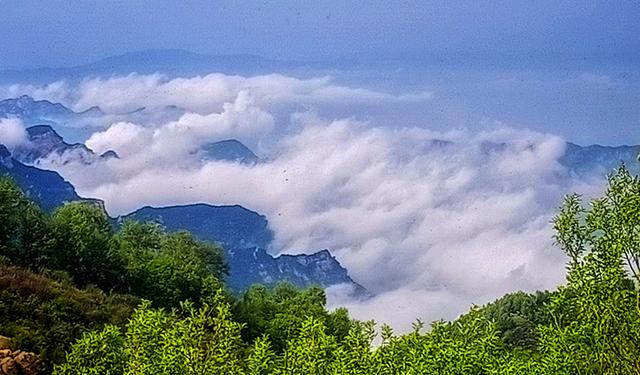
xmin=0 ymin=95 xmax=103 ymax=125
xmin=13 ymin=125 xmax=96 ymax=164
xmin=0 ymin=49 xmax=301 ymax=83
xmin=0 ymin=144 xmax=81 ymax=211
xmin=200 ymin=139 xmax=261 ymax=164
xmin=561 ymin=142 xmax=640 ymax=176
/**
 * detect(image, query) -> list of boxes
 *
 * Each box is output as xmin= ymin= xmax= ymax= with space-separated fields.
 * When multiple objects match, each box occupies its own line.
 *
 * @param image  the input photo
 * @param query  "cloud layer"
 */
xmin=2 ymin=73 xmax=433 ymax=114
xmin=3 ymin=73 xmax=591 ymax=331
xmin=0 ymin=118 xmax=27 ymax=148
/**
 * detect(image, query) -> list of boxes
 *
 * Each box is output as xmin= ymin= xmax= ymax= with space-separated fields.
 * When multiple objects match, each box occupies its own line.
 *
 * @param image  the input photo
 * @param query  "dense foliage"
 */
xmin=0 ymin=176 xmax=228 ymax=307
xmin=2 ymin=163 xmax=640 ymax=374
xmin=115 ymin=221 xmax=227 ymax=307
xmin=0 ymin=263 xmax=138 ymax=373
xmin=233 ymin=283 xmax=352 ymax=352
xmin=0 ymin=176 xmax=228 ymax=372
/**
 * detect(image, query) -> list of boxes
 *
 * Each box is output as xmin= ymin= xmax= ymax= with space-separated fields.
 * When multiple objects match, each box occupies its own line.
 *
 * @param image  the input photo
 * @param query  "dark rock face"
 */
xmin=0 ymin=145 xmax=81 ymax=211
xmin=0 ymin=145 xmax=11 ymax=162
xmin=123 ymin=204 xmax=367 ymax=295
xmin=230 ymin=248 xmax=369 ymax=296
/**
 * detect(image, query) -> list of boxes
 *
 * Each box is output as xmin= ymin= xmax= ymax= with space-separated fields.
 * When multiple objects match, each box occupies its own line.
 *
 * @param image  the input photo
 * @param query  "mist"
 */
xmin=2 ymin=72 xmax=607 ymax=331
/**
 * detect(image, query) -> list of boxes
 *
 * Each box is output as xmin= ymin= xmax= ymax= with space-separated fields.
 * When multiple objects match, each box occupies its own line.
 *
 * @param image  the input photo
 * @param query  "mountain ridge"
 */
xmin=122 ymin=203 xmax=367 ymax=295
xmin=0 ymin=144 xmax=83 ymax=211
xmin=0 ymin=49 xmax=304 ymax=83
xmin=12 ymin=124 xmax=116 ymax=165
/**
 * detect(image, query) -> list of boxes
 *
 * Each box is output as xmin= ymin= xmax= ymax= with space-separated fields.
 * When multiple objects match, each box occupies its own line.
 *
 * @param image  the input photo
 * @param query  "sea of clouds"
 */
xmin=1 ymin=73 xmax=604 ymax=331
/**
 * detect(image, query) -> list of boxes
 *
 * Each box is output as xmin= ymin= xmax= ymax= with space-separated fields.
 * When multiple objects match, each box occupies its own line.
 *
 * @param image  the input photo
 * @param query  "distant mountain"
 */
xmin=0 ymin=96 xmax=105 ymax=142
xmin=0 ymin=144 xmax=82 ymax=211
xmin=0 ymin=49 xmax=304 ymax=83
xmin=0 ymin=95 xmax=74 ymax=120
xmin=11 ymin=125 xmax=117 ymax=165
xmin=477 ymin=139 xmax=639 ymax=176
xmin=561 ymin=142 xmax=640 ymax=176
xmin=13 ymin=125 xmax=95 ymax=164
xmin=200 ymin=139 xmax=261 ymax=164
xmin=0 ymin=95 xmax=103 ymax=125
xmin=123 ymin=204 xmax=367 ymax=295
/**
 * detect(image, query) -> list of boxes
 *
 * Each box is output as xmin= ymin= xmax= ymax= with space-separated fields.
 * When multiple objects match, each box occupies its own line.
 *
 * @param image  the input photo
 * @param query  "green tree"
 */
xmin=247 ymin=336 xmax=276 ymax=375
xmin=55 ymin=295 xmax=246 ymax=375
xmin=53 ymin=325 xmax=125 ymax=375
xmin=330 ymin=320 xmax=375 ymax=375
xmin=481 ymin=291 xmax=552 ymax=349
xmin=277 ymin=317 xmax=336 ymax=375
xmin=0 ymin=177 xmax=57 ymax=270
xmin=116 ymin=221 xmax=227 ymax=308
xmin=234 ymin=283 xmax=351 ymax=352
xmin=52 ymin=202 xmax=124 ymax=290
xmin=542 ymin=165 xmax=640 ymax=373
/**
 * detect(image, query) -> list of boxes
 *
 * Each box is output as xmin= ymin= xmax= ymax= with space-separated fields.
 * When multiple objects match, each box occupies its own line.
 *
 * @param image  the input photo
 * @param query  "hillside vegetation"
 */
xmin=1 ymin=164 xmax=640 ymax=374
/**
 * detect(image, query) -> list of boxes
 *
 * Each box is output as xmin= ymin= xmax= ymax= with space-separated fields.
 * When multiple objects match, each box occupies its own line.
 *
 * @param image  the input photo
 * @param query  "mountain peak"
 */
xmin=12 ymin=125 xmax=96 ymax=165
xmin=561 ymin=141 xmax=640 ymax=176
xmin=0 ymin=96 xmax=74 ymax=123
xmin=3 ymin=95 xmax=64 ymax=109
xmin=0 ymin=148 xmax=82 ymax=211
xmin=100 ymin=150 xmax=120 ymax=159
xmin=200 ymin=139 xmax=260 ymax=164
xmin=122 ymin=203 xmax=367 ymax=294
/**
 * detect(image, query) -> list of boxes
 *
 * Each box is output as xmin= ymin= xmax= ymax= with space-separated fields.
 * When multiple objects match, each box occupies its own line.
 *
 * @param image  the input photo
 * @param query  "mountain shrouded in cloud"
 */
xmin=0 ymin=72 xmax=627 ymax=332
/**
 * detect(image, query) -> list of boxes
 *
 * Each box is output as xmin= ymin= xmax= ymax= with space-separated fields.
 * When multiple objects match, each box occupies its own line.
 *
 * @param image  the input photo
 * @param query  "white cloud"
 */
xmin=50 ymin=115 xmax=577 ymax=330
xmin=0 ymin=118 xmax=27 ymax=148
xmin=1 ymin=73 xmax=434 ymax=115
xmin=4 ymin=73 xmax=593 ymax=332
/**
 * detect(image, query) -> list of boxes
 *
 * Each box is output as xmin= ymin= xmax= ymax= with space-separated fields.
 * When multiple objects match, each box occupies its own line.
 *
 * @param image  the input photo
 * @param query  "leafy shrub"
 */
xmin=0 ymin=264 xmax=138 ymax=373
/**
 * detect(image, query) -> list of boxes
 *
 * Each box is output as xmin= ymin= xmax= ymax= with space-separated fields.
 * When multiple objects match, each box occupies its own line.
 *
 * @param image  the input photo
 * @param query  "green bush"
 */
xmin=5 ymin=165 xmax=640 ymax=374
xmin=233 ymin=283 xmax=352 ymax=352
xmin=0 ymin=264 xmax=138 ymax=373
xmin=116 ymin=221 xmax=227 ymax=308
xmin=54 ymin=295 xmax=246 ymax=375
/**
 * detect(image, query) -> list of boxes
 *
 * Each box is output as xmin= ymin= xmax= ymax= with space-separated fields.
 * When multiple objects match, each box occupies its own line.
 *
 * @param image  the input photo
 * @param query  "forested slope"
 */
xmin=1 ymin=164 xmax=640 ymax=374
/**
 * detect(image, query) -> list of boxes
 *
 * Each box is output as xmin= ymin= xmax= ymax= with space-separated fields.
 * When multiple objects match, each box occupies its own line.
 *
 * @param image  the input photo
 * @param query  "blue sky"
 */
xmin=1 ymin=0 xmax=638 ymax=69
xmin=0 ymin=0 xmax=638 ymax=145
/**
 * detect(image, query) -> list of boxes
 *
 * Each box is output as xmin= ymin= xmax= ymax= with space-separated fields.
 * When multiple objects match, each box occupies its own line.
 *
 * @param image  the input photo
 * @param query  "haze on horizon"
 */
xmin=1 ymin=0 xmax=639 ymax=145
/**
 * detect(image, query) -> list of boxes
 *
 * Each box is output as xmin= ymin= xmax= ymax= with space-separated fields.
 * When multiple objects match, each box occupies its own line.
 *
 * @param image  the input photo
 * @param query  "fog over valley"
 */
xmin=1 ymin=69 xmax=633 ymax=331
